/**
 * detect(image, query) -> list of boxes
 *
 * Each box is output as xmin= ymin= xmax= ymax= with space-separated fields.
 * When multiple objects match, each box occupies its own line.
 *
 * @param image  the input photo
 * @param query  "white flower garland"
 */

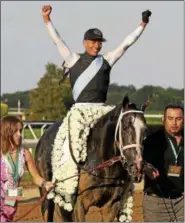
xmin=47 ymin=104 xmax=114 ymax=211
xmin=47 ymin=103 xmax=134 ymax=221
xmin=118 ymin=193 xmax=134 ymax=222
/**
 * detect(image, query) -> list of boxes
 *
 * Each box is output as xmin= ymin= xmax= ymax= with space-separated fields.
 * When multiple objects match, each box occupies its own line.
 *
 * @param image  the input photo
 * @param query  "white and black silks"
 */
xmin=46 ymin=20 xmax=146 ymax=103
xmin=59 ymin=62 xmax=75 ymax=110
xmin=60 ymin=61 xmax=70 ymax=84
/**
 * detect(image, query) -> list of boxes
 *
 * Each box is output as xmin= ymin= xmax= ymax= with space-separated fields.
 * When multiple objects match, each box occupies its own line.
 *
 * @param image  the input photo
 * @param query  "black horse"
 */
xmin=35 ymin=96 xmax=147 ymax=222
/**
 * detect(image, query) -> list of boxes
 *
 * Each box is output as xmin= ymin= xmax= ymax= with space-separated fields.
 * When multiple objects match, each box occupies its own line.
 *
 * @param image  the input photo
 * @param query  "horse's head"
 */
xmin=114 ymin=96 xmax=147 ymax=182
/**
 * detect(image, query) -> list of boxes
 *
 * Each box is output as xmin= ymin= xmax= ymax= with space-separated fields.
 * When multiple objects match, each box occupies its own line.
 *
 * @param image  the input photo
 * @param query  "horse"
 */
xmin=35 ymin=96 xmax=147 ymax=222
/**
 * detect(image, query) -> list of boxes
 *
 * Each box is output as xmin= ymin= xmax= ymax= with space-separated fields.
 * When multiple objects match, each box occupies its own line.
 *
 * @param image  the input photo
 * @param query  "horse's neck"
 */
xmin=86 ymin=118 xmax=131 ymax=183
xmin=87 ymin=121 xmax=116 ymax=163
xmin=86 ymin=106 xmax=121 ymax=168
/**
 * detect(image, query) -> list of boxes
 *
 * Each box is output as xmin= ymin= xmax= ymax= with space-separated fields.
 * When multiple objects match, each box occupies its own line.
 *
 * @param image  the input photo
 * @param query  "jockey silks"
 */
xmin=46 ymin=20 xmax=146 ymax=103
xmin=69 ymin=52 xmax=111 ymax=103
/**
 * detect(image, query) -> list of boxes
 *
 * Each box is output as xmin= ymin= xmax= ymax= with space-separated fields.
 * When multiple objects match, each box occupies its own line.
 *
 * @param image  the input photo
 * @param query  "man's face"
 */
xmin=163 ymin=108 xmax=184 ymax=136
xmin=83 ymin=40 xmax=102 ymax=56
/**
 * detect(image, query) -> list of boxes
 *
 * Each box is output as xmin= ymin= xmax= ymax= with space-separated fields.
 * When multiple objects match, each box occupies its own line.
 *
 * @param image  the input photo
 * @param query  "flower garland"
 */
xmin=47 ymin=104 xmax=114 ymax=211
xmin=118 ymin=193 xmax=134 ymax=222
xmin=47 ymin=103 xmax=134 ymax=222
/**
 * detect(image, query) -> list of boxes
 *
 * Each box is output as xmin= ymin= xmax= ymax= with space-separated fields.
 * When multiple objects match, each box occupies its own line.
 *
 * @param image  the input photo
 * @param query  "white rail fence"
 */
xmin=23 ymin=114 xmax=162 ymax=148
xmin=23 ymin=122 xmax=54 ymax=147
xmin=23 ymin=122 xmax=54 ymax=140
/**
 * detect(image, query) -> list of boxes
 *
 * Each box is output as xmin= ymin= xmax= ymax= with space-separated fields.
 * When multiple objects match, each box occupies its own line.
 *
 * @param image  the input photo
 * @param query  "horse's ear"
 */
xmin=122 ymin=95 xmax=129 ymax=109
xmin=141 ymin=95 xmax=150 ymax=112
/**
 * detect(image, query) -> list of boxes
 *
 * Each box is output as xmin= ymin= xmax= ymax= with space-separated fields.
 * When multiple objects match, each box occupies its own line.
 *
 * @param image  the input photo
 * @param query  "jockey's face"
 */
xmin=83 ymin=40 xmax=102 ymax=56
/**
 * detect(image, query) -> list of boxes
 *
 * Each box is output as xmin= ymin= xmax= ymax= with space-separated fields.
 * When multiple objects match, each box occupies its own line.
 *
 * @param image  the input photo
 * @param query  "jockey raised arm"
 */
xmin=42 ymin=5 xmax=152 ymax=103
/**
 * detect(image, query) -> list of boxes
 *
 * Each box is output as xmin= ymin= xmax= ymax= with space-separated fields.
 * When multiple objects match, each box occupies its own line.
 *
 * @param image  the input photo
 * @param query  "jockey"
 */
xmin=42 ymin=5 xmax=152 ymax=106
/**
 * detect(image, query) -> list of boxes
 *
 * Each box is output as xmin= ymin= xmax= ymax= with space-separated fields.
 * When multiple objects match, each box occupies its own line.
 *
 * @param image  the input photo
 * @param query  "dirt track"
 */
xmin=13 ymin=181 xmax=144 ymax=222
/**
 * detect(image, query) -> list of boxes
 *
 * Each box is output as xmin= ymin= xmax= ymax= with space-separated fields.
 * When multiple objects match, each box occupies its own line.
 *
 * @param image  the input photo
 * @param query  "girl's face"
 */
xmin=12 ymin=122 xmax=23 ymax=147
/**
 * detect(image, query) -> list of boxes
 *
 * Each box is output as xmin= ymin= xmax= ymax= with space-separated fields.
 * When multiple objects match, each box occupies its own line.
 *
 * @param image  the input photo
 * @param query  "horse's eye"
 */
xmin=130 ymin=119 xmax=134 ymax=124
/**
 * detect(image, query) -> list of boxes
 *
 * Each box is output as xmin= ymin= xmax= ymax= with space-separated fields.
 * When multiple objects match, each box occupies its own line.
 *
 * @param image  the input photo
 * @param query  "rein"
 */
xmin=14 ymin=108 xmax=145 ymax=221
xmin=13 ymin=156 xmax=122 ymax=222
xmin=58 ymin=156 xmax=122 ymax=182
xmin=67 ymin=113 xmax=123 ymax=180
xmin=14 ymin=156 xmax=160 ymax=222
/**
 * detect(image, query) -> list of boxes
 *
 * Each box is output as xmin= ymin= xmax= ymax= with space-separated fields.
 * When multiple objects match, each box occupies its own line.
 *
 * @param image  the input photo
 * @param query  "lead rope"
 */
xmin=13 ymin=156 xmax=122 ymax=222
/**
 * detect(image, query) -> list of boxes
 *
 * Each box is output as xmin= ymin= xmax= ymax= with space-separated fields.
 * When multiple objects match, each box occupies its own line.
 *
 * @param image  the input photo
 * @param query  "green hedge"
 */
xmin=1 ymin=103 xmax=8 ymax=117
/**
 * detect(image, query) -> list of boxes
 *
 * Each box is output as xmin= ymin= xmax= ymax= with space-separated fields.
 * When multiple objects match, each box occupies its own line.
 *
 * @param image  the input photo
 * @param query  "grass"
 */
xmin=23 ymin=129 xmax=45 ymax=139
xmin=23 ymin=117 xmax=162 ymax=139
xmin=146 ymin=117 xmax=162 ymax=125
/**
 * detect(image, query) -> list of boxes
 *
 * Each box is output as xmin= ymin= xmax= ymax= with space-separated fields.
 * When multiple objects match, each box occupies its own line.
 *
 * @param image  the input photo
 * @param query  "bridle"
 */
xmin=114 ymin=109 xmax=144 ymax=167
xmin=67 ymin=108 xmax=145 ymax=179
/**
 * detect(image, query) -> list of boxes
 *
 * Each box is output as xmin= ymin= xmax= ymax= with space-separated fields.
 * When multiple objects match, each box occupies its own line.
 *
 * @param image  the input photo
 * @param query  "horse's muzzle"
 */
xmin=127 ymin=160 xmax=160 ymax=183
xmin=129 ymin=163 xmax=143 ymax=183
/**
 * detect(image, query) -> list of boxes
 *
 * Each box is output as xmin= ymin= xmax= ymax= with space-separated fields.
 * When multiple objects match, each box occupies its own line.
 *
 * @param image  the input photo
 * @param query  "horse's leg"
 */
xmin=85 ymin=184 xmax=128 ymax=222
xmin=74 ymin=187 xmax=121 ymax=222
xmin=100 ymin=187 xmax=122 ymax=222
xmin=53 ymin=204 xmax=72 ymax=222
xmin=84 ymin=189 xmax=106 ymax=222
xmin=73 ymin=173 xmax=105 ymax=222
xmin=73 ymin=196 xmax=86 ymax=222
xmin=102 ymin=183 xmax=133 ymax=222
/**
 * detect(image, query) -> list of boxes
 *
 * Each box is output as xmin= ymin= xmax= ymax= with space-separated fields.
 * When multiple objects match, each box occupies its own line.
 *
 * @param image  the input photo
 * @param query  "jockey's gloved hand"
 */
xmin=142 ymin=10 xmax=152 ymax=23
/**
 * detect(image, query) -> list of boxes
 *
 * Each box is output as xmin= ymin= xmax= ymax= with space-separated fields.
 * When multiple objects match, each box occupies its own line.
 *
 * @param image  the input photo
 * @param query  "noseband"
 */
xmin=114 ymin=109 xmax=144 ymax=162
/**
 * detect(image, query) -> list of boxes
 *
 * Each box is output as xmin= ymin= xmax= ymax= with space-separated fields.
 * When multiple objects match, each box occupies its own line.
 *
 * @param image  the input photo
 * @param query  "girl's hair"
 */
xmin=1 ymin=115 xmax=23 ymax=155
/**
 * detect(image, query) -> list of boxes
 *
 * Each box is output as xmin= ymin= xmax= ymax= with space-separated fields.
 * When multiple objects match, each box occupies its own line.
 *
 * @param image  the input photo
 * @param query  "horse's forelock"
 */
xmin=93 ymin=104 xmax=122 ymax=129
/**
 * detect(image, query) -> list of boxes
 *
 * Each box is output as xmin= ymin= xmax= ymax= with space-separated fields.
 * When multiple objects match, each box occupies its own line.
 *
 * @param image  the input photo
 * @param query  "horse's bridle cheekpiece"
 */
xmin=114 ymin=109 xmax=144 ymax=166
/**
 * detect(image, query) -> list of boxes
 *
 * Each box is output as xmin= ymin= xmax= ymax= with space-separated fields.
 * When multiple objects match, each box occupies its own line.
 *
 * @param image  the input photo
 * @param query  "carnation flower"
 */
xmin=119 ymin=215 xmax=127 ymax=222
xmin=51 ymin=104 xmax=115 ymax=212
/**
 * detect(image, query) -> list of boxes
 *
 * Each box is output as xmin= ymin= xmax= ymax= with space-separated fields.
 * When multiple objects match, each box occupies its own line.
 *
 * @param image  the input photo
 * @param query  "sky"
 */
xmin=1 ymin=1 xmax=184 ymax=94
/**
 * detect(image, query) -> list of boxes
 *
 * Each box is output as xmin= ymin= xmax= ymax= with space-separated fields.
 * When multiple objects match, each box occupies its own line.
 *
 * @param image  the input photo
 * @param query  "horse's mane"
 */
xmin=94 ymin=101 xmax=139 ymax=129
xmin=90 ymin=101 xmax=141 ymax=160
xmin=94 ymin=103 xmax=122 ymax=129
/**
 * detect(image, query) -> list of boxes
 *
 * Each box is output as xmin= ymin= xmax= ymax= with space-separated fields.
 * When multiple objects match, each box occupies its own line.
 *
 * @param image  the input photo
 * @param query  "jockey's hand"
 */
xmin=142 ymin=10 xmax=152 ymax=23
xmin=43 ymin=181 xmax=54 ymax=192
xmin=42 ymin=5 xmax=52 ymax=19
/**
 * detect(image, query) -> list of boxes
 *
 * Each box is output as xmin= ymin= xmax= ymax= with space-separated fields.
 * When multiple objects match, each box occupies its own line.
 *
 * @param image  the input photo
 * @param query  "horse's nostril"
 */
xmin=129 ymin=164 xmax=138 ymax=176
